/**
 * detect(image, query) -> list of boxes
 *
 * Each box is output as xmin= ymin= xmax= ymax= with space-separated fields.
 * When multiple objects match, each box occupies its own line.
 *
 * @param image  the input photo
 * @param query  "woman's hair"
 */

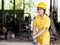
xmin=44 ymin=9 xmax=46 ymax=14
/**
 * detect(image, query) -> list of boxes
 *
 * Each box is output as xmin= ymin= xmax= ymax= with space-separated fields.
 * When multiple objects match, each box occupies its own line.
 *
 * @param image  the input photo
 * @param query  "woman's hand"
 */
xmin=32 ymin=33 xmax=34 ymax=39
xmin=32 ymin=33 xmax=37 ymax=39
xmin=33 ymin=35 xmax=37 ymax=39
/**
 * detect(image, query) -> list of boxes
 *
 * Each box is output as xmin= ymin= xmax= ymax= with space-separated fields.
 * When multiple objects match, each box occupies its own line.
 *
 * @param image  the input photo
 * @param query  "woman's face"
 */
xmin=37 ymin=8 xmax=44 ymax=15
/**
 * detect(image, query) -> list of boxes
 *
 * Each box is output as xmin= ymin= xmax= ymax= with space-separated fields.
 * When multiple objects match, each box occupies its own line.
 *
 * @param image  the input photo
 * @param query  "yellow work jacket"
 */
xmin=33 ymin=14 xmax=50 ymax=42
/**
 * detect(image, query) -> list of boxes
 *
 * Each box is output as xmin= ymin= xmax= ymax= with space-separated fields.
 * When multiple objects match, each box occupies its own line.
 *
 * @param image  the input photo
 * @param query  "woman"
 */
xmin=33 ymin=2 xmax=50 ymax=45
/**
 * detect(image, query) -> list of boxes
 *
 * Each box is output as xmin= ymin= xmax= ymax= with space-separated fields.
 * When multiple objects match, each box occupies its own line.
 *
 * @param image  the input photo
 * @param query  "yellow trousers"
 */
xmin=37 ymin=37 xmax=50 ymax=45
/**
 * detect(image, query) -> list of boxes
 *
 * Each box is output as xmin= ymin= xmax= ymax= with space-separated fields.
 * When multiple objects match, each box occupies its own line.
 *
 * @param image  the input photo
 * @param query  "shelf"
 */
xmin=19 ymin=29 xmax=30 ymax=31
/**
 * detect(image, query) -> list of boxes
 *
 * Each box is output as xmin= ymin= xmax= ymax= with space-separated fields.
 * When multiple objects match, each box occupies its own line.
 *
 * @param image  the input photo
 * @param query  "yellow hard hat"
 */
xmin=37 ymin=2 xmax=47 ymax=10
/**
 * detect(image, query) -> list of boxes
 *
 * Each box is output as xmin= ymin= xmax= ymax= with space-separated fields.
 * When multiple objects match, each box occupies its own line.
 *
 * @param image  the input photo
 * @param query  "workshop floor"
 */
xmin=0 ymin=38 xmax=60 ymax=45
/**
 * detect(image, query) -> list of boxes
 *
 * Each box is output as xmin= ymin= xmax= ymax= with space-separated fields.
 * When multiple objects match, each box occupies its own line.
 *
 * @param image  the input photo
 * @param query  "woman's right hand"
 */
xmin=31 ymin=33 xmax=34 ymax=39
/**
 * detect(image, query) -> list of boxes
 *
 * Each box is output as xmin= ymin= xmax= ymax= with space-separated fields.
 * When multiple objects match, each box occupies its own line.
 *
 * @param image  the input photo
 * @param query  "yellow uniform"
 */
xmin=33 ymin=14 xmax=50 ymax=44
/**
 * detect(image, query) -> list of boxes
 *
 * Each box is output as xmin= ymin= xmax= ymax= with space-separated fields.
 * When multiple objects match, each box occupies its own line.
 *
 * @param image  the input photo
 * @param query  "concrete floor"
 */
xmin=0 ymin=42 xmax=33 ymax=45
xmin=0 ymin=40 xmax=60 ymax=45
xmin=0 ymin=36 xmax=60 ymax=45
